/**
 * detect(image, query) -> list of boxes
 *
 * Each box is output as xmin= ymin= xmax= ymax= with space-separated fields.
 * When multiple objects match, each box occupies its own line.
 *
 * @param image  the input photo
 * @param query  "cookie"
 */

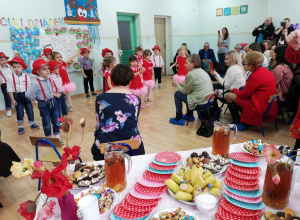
xmin=269 ymin=214 xmax=280 ymax=220
xmin=284 ymin=208 xmax=296 ymax=217
xmin=264 ymin=211 xmax=273 ymax=220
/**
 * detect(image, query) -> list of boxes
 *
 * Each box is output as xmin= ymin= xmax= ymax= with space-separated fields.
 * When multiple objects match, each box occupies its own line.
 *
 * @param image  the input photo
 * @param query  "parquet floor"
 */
xmin=0 ymin=75 xmax=295 ymax=219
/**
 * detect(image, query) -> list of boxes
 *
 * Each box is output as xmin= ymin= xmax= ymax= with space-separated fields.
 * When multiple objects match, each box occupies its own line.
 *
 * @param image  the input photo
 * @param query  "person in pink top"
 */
xmin=51 ymin=51 xmax=78 ymax=112
xmin=48 ymin=60 xmax=68 ymax=117
xmin=271 ymin=45 xmax=293 ymax=102
xmin=169 ymin=46 xmax=188 ymax=84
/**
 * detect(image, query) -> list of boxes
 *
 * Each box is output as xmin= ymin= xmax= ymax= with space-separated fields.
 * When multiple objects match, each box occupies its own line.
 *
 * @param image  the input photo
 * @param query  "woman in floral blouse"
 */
xmin=92 ymin=64 xmax=145 ymax=160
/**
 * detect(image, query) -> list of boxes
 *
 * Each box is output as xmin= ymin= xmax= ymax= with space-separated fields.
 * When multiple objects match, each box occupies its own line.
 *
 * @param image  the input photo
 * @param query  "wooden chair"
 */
xmin=100 ymin=139 xmax=139 ymax=155
xmin=261 ymin=94 xmax=279 ymax=137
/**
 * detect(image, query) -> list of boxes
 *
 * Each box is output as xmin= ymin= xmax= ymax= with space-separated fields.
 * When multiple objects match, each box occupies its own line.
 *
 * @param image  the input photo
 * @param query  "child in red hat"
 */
xmin=0 ymin=52 xmax=13 ymax=117
xmin=48 ymin=60 xmax=68 ymax=117
xmin=99 ymin=48 xmax=114 ymax=93
xmin=25 ymin=59 xmax=63 ymax=144
xmin=151 ymin=45 xmax=164 ymax=89
xmin=80 ymin=48 xmax=97 ymax=98
xmin=102 ymin=56 xmax=116 ymax=92
xmin=142 ymin=49 xmax=155 ymax=102
xmin=7 ymin=57 xmax=39 ymax=134
xmin=51 ymin=51 xmax=79 ymax=112
xmin=42 ymin=48 xmax=53 ymax=61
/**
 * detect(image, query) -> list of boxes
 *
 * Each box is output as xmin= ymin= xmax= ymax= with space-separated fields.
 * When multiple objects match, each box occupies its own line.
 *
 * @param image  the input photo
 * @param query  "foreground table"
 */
xmin=36 ymin=143 xmax=300 ymax=220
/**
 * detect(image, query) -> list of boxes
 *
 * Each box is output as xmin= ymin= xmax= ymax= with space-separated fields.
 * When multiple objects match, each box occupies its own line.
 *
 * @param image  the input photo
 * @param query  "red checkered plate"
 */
xmin=215 ymin=213 xmax=223 ymax=220
xmin=220 ymin=197 xmax=262 ymax=216
xmin=149 ymin=162 xmax=178 ymax=171
xmin=134 ymin=182 xmax=167 ymax=195
xmin=218 ymin=206 xmax=260 ymax=220
xmin=143 ymin=170 xmax=172 ymax=182
xmin=224 ymin=178 xmax=260 ymax=191
xmin=225 ymin=172 xmax=259 ymax=186
xmin=230 ymin=163 xmax=261 ymax=174
xmin=224 ymin=189 xmax=262 ymax=203
xmin=137 ymin=176 xmax=165 ymax=188
xmin=230 ymin=152 xmax=259 ymax=163
xmin=120 ymin=199 xmax=158 ymax=212
xmin=113 ymin=204 xmax=151 ymax=219
xmin=130 ymin=189 xmax=163 ymax=200
xmin=155 ymin=151 xmax=182 ymax=163
xmin=227 ymin=167 xmax=260 ymax=180
xmin=125 ymin=194 xmax=160 ymax=207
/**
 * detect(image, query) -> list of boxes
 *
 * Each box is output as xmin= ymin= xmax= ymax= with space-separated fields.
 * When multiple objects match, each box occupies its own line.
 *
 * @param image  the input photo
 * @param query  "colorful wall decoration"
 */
xmin=231 ymin=7 xmax=239 ymax=15
xmin=240 ymin=5 xmax=248 ymax=14
xmin=64 ymin=0 xmax=100 ymax=25
xmin=224 ymin=8 xmax=231 ymax=16
xmin=0 ymin=18 xmax=66 ymax=27
xmin=216 ymin=9 xmax=223 ymax=16
xmin=216 ymin=5 xmax=248 ymax=17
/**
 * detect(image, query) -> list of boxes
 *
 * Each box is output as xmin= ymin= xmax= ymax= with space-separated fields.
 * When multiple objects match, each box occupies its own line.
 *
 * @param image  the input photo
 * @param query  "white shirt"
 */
xmin=7 ymin=72 xmax=31 ymax=93
xmin=0 ymin=64 xmax=14 ymax=84
xmin=262 ymin=55 xmax=268 ymax=68
xmin=264 ymin=50 xmax=270 ymax=62
xmin=151 ymin=54 xmax=164 ymax=67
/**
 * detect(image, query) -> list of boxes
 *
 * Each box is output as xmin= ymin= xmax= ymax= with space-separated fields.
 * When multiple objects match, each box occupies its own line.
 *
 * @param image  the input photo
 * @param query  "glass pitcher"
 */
xmin=212 ymin=121 xmax=237 ymax=158
xmin=104 ymin=143 xmax=132 ymax=192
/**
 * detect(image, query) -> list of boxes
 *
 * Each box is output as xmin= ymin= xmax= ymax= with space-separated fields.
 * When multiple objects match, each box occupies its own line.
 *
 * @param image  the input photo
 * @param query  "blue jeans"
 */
xmin=55 ymin=94 xmax=68 ymax=117
xmin=174 ymin=91 xmax=188 ymax=114
xmin=14 ymin=92 xmax=34 ymax=124
xmin=218 ymin=53 xmax=226 ymax=75
xmin=38 ymin=99 xmax=60 ymax=137
xmin=1 ymin=83 xmax=12 ymax=110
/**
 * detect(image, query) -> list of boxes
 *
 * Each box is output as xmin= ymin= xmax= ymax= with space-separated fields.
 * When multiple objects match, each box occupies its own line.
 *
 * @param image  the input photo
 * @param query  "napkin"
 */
xmin=77 ymin=195 xmax=100 ymax=220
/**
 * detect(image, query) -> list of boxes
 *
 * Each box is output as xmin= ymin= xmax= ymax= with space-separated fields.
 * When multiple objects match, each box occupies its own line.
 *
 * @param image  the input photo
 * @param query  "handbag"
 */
xmin=196 ymin=117 xmax=216 ymax=138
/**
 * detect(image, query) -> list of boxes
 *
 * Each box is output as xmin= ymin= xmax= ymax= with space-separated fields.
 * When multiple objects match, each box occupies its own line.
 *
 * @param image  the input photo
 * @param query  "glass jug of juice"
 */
xmin=212 ymin=121 xmax=237 ymax=158
xmin=104 ymin=143 xmax=132 ymax=192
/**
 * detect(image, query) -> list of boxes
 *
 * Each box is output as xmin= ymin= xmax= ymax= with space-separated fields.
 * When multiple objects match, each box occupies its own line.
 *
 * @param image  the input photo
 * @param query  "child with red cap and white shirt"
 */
xmin=7 ymin=57 xmax=39 ymax=134
xmin=42 ymin=48 xmax=53 ymax=61
xmin=80 ymin=48 xmax=97 ymax=98
xmin=150 ymin=45 xmax=164 ymax=89
xmin=25 ymin=59 xmax=63 ymax=144
xmin=99 ymin=48 xmax=113 ymax=93
xmin=0 ymin=52 xmax=13 ymax=117
xmin=48 ymin=60 xmax=68 ymax=117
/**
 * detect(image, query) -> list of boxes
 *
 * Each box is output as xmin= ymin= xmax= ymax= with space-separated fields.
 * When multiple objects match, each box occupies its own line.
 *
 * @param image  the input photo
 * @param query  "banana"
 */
xmin=185 ymin=167 xmax=191 ymax=180
xmin=210 ymin=188 xmax=220 ymax=197
xmin=212 ymin=181 xmax=223 ymax=189
xmin=193 ymin=176 xmax=206 ymax=190
xmin=198 ymin=167 xmax=203 ymax=177
xmin=202 ymin=171 xmax=213 ymax=179
xmin=172 ymin=173 xmax=184 ymax=185
xmin=165 ymin=179 xmax=180 ymax=193
xmin=179 ymin=168 xmax=185 ymax=179
xmin=174 ymin=191 xmax=193 ymax=202
xmin=180 ymin=183 xmax=193 ymax=193
xmin=190 ymin=164 xmax=198 ymax=185
xmin=204 ymin=174 xmax=216 ymax=185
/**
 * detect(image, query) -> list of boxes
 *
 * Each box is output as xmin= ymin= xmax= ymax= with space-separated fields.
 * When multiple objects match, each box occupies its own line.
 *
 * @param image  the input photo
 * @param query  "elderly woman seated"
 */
xmin=91 ymin=64 xmax=145 ymax=160
xmin=225 ymin=51 xmax=278 ymax=131
xmin=169 ymin=54 xmax=214 ymax=125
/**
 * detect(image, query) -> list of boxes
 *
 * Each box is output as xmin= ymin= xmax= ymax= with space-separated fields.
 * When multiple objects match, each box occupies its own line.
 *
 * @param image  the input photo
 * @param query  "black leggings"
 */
xmin=154 ymin=67 xmax=162 ymax=84
xmin=83 ymin=69 xmax=94 ymax=94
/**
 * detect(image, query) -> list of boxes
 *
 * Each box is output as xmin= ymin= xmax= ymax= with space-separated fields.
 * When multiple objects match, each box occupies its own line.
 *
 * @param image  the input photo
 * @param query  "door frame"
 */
xmin=154 ymin=15 xmax=171 ymax=75
xmin=117 ymin=14 xmax=137 ymax=51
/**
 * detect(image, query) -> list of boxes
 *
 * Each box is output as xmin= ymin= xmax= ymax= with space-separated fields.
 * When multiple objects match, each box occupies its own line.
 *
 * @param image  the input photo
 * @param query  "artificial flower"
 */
xmin=80 ymin=117 xmax=85 ymax=127
xmin=66 ymin=164 xmax=74 ymax=177
xmin=31 ymin=161 xmax=46 ymax=180
xmin=272 ymin=173 xmax=281 ymax=185
xmin=17 ymin=200 xmax=36 ymax=220
xmin=62 ymin=145 xmax=81 ymax=162
xmin=10 ymin=158 xmax=34 ymax=178
xmin=262 ymin=145 xmax=281 ymax=164
xmin=41 ymin=169 xmax=72 ymax=199
xmin=58 ymin=116 xmax=74 ymax=133
xmin=36 ymin=201 xmax=56 ymax=220
xmin=290 ymin=119 xmax=300 ymax=139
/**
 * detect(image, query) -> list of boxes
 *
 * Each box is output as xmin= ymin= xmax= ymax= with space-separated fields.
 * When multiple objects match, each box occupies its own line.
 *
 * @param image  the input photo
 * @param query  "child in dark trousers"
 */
xmin=151 ymin=45 xmax=164 ymax=89
xmin=25 ymin=59 xmax=63 ymax=145
xmin=7 ymin=57 xmax=39 ymax=134
xmin=80 ymin=48 xmax=97 ymax=98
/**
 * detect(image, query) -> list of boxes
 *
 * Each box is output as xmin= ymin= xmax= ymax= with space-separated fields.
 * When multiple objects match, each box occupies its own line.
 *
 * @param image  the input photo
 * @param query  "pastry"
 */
xmin=264 ymin=211 xmax=273 ymax=220
xmin=284 ymin=208 xmax=296 ymax=217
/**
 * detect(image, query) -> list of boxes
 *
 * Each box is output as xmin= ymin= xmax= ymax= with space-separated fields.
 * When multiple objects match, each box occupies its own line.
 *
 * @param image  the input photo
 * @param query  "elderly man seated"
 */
xmin=198 ymin=42 xmax=218 ymax=72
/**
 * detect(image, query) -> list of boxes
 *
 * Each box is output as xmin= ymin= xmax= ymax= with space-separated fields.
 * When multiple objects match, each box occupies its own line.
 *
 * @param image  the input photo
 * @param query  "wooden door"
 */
xmin=154 ymin=18 xmax=166 ymax=75
xmin=117 ymin=14 xmax=137 ymax=65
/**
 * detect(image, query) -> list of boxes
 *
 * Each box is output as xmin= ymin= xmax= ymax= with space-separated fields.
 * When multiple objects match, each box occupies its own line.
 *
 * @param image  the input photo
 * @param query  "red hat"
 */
xmin=0 ymin=52 xmax=9 ymax=60
xmin=80 ymin=48 xmax=90 ymax=55
xmin=101 ymin=48 xmax=113 ymax=58
xmin=48 ymin=60 xmax=60 ymax=72
xmin=152 ymin=45 xmax=161 ymax=52
xmin=32 ymin=59 xmax=49 ymax=75
xmin=7 ymin=57 xmax=27 ymax=70
xmin=43 ymin=48 xmax=52 ymax=55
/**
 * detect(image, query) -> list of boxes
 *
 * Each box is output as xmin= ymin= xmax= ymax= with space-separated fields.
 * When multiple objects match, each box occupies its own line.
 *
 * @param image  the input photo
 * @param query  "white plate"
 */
xmin=182 ymin=156 xmax=229 ymax=175
xmin=74 ymin=186 xmax=117 ymax=216
xmin=151 ymin=208 xmax=197 ymax=219
xmin=241 ymin=142 xmax=266 ymax=157
xmin=167 ymin=188 xmax=196 ymax=206
xmin=260 ymin=213 xmax=300 ymax=220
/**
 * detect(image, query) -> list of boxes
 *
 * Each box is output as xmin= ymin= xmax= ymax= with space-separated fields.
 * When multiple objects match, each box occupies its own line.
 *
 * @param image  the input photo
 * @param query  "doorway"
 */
xmin=117 ymin=14 xmax=137 ymax=65
xmin=154 ymin=17 xmax=166 ymax=75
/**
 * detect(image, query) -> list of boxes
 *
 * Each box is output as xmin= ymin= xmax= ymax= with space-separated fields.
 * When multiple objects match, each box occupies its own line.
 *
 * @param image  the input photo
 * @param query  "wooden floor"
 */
xmin=0 ymin=75 xmax=295 ymax=219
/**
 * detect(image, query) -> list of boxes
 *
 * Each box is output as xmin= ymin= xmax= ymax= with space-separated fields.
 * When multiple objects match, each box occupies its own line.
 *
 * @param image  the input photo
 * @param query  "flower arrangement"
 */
xmin=11 ymin=116 xmax=86 ymax=220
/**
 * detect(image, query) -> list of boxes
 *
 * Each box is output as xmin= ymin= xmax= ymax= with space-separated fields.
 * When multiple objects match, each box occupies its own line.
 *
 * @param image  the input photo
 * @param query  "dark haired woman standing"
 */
xmin=217 ymin=27 xmax=231 ymax=75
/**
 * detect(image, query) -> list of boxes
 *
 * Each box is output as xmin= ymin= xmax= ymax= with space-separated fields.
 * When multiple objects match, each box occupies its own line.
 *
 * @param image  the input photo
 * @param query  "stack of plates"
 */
xmin=215 ymin=152 xmax=264 ymax=220
xmin=110 ymin=151 xmax=181 ymax=220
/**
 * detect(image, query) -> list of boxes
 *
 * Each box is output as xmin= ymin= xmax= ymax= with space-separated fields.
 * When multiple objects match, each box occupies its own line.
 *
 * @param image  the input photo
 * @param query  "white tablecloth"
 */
xmin=36 ymin=143 xmax=300 ymax=220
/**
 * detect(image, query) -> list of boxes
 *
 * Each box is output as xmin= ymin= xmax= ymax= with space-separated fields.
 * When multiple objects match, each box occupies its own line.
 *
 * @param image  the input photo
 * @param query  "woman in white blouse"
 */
xmin=210 ymin=50 xmax=246 ymax=98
